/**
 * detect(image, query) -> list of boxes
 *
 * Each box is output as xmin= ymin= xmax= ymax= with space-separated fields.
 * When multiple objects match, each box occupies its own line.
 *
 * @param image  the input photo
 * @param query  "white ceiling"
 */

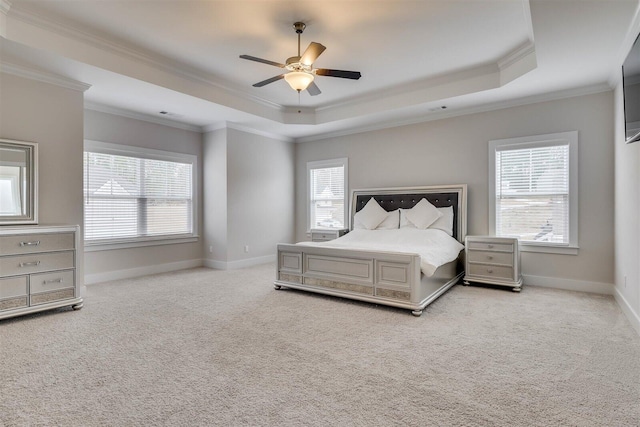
xmin=1 ymin=0 xmax=639 ymax=141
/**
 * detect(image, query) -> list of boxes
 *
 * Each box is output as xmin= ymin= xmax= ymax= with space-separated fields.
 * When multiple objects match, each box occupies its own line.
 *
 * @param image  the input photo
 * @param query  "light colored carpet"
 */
xmin=1 ymin=263 xmax=639 ymax=426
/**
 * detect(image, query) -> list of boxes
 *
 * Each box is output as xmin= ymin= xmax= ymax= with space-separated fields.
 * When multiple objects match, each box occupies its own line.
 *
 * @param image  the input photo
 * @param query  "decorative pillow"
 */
xmin=428 ymin=206 xmax=454 ymax=236
xmin=400 ymin=198 xmax=442 ymax=229
xmin=376 ymin=209 xmax=400 ymax=230
xmin=353 ymin=198 xmax=389 ymax=230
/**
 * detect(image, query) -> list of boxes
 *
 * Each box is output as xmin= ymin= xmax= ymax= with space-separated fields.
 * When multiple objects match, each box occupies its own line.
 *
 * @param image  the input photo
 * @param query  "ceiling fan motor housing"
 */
xmin=293 ymin=22 xmax=306 ymax=34
xmin=286 ymin=56 xmax=311 ymax=72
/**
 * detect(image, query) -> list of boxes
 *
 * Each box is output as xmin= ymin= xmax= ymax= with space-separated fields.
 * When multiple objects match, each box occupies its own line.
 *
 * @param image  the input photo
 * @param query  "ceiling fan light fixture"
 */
xmin=284 ymin=71 xmax=314 ymax=92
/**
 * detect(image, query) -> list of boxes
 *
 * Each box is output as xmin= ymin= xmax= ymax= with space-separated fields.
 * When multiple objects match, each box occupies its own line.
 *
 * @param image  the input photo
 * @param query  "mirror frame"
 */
xmin=0 ymin=138 xmax=38 ymax=225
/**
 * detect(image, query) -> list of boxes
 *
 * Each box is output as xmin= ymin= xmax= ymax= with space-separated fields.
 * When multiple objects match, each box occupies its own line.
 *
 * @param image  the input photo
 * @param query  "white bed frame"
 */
xmin=274 ymin=185 xmax=467 ymax=316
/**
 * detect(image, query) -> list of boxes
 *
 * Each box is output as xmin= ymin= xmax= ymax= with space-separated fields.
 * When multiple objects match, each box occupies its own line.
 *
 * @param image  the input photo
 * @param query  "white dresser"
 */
xmin=0 ymin=225 xmax=83 ymax=320
xmin=463 ymin=236 xmax=522 ymax=292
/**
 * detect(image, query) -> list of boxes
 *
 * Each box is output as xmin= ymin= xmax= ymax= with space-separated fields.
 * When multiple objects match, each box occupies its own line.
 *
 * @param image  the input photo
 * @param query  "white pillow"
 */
xmin=376 ymin=209 xmax=400 ymax=230
xmin=428 ymin=206 xmax=454 ymax=236
xmin=400 ymin=198 xmax=442 ymax=229
xmin=353 ymin=198 xmax=389 ymax=230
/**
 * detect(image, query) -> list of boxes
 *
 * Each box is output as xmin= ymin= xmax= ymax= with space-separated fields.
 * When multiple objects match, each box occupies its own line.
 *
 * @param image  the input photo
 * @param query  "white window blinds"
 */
xmin=84 ymin=144 xmax=195 ymax=243
xmin=308 ymin=159 xmax=348 ymax=229
xmin=495 ymin=143 xmax=570 ymax=244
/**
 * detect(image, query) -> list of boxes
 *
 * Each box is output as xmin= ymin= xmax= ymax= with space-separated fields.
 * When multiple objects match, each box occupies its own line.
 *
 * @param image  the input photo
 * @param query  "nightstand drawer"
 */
xmin=310 ymin=229 xmax=348 ymax=242
xmin=468 ymin=264 xmax=514 ymax=280
xmin=311 ymin=232 xmax=335 ymax=241
xmin=468 ymin=250 xmax=514 ymax=266
xmin=468 ymin=241 xmax=513 ymax=252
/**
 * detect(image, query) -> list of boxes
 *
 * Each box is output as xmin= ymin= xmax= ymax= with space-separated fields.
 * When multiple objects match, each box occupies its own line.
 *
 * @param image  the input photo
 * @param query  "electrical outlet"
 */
xmin=209 ymin=245 xmax=213 ymax=254
xmin=244 ymin=245 xmax=249 ymax=253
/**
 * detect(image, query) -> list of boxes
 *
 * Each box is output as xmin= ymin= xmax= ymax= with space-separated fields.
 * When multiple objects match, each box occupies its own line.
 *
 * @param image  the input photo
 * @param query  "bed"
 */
xmin=274 ymin=184 xmax=467 ymax=316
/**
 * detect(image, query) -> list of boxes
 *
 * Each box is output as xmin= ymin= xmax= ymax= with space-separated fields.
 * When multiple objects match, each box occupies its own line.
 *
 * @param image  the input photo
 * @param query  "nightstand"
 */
xmin=310 ymin=228 xmax=349 ymax=242
xmin=463 ymin=236 xmax=522 ymax=292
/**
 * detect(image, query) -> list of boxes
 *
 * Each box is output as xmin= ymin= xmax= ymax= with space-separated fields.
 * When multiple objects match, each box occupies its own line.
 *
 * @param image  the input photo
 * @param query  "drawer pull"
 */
xmin=487 ymin=255 xmax=493 ymax=260
xmin=44 ymin=278 xmax=64 ymax=285
xmin=487 ymin=244 xmax=494 ymax=248
xmin=19 ymin=240 xmax=41 ymax=247
xmin=487 ymin=268 xmax=493 ymax=273
xmin=19 ymin=261 xmax=41 ymax=267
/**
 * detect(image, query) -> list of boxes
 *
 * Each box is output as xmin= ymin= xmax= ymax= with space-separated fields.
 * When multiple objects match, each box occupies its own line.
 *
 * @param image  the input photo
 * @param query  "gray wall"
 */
xmin=203 ymin=127 xmax=295 ymax=267
xmin=203 ymin=128 xmax=228 ymax=262
xmin=0 ymin=73 xmax=84 ymax=226
xmin=83 ymin=109 xmax=203 ymax=278
xmin=295 ymin=91 xmax=615 ymax=289
xmin=0 ymin=72 xmax=85 ymax=278
xmin=614 ymin=82 xmax=640 ymax=332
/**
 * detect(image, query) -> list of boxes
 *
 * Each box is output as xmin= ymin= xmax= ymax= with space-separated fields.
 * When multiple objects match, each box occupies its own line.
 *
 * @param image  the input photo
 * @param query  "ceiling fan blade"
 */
xmin=300 ymin=42 xmax=326 ymax=66
xmin=315 ymin=69 xmax=362 ymax=80
xmin=253 ymin=74 xmax=285 ymax=87
xmin=240 ymin=55 xmax=286 ymax=68
xmin=307 ymin=81 xmax=321 ymax=96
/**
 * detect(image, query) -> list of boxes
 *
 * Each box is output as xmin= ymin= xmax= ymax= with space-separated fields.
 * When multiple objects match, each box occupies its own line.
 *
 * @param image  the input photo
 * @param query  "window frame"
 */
xmin=488 ymin=131 xmax=578 ymax=255
xmin=307 ymin=158 xmax=349 ymax=232
xmin=83 ymin=140 xmax=198 ymax=251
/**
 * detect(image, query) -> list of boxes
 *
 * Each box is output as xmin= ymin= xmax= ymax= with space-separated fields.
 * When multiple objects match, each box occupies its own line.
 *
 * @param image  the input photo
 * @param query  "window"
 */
xmin=488 ymin=131 xmax=578 ymax=254
xmin=84 ymin=140 xmax=197 ymax=248
xmin=0 ymin=172 xmax=22 ymax=215
xmin=307 ymin=158 xmax=348 ymax=230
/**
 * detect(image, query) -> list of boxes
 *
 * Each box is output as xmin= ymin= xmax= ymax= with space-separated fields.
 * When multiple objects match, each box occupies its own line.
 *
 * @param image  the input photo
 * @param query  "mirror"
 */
xmin=0 ymin=139 xmax=38 ymax=225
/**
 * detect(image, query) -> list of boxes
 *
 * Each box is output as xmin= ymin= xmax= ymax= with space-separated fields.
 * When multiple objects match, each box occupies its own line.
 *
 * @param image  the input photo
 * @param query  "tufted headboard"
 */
xmin=350 ymin=185 xmax=467 ymax=243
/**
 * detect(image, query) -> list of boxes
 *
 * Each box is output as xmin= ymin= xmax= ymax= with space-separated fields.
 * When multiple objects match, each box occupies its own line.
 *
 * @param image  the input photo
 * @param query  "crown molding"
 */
xmin=84 ymin=102 xmax=203 ymax=133
xmin=6 ymin=1 xmax=543 ymax=130
xmin=498 ymin=41 xmax=535 ymax=71
xmin=297 ymin=83 xmax=611 ymax=143
xmin=202 ymin=122 xmax=228 ymax=133
xmin=0 ymin=0 xmax=12 ymax=37
xmin=0 ymin=0 xmax=11 ymax=15
xmin=202 ymin=121 xmax=293 ymax=143
xmin=315 ymin=63 xmax=499 ymax=115
xmin=1 ymin=60 xmax=91 ymax=92
xmin=7 ymin=3 xmax=284 ymax=112
xmin=85 ymin=104 xmax=294 ymax=141
xmin=226 ymin=122 xmax=294 ymax=143
xmin=608 ymin=1 xmax=640 ymax=87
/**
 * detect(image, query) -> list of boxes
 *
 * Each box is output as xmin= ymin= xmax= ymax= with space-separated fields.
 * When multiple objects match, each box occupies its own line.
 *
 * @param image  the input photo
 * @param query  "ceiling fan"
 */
xmin=239 ymin=22 xmax=362 ymax=96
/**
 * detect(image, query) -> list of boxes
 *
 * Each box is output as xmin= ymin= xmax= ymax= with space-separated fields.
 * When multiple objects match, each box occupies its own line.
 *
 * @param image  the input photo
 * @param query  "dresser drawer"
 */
xmin=0 ymin=251 xmax=75 ymax=276
xmin=0 ymin=276 xmax=28 ymax=299
xmin=467 ymin=250 xmax=514 ymax=266
xmin=0 ymin=232 xmax=75 ymax=256
xmin=30 ymin=270 xmax=75 ymax=294
xmin=468 ymin=241 xmax=513 ymax=253
xmin=30 ymin=288 xmax=75 ymax=306
xmin=468 ymin=264 xmax=514 ymax=280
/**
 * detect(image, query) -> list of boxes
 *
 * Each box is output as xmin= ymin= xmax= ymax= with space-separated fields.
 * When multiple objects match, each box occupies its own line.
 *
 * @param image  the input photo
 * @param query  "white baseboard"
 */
xmin=522 ymin=274 xmax=614 ymax=295
xmin=614 ymin=287 xmax=640 ymax=336
xmin=85 ymin=259 xmax=204 ymax=285
xmin=203 ymin=254 xmax=275 ymax=270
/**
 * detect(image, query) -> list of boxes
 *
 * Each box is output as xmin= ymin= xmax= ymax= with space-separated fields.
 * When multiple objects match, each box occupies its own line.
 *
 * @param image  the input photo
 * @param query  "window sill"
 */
xmin=519 ymin=243 xmax=578 ymax=255
xmin=84 ymin=235 xmax=199 ymax=252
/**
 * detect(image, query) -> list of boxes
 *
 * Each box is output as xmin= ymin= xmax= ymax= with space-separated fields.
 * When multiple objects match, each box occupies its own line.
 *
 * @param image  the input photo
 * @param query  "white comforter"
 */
xmin=300 ymin=228 xmax=464 ymax=277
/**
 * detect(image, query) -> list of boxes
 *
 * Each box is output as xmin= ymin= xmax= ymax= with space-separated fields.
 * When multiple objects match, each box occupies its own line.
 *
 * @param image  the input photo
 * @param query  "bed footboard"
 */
xmin=275 ymin=243 xmax=462 ymax=316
